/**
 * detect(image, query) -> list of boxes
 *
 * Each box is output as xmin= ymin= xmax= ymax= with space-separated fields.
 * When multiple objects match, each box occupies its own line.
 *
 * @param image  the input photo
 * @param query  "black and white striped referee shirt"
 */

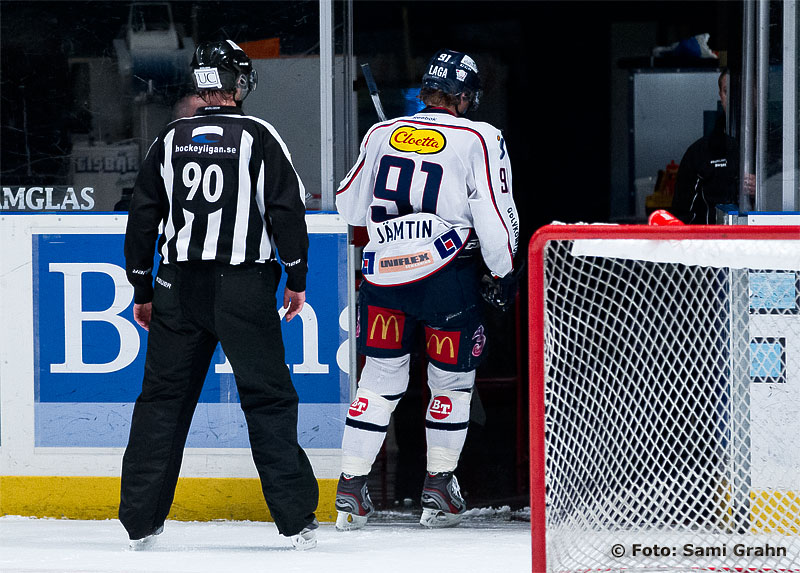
xmin=124 ymin=106 xmax=309 ymax=304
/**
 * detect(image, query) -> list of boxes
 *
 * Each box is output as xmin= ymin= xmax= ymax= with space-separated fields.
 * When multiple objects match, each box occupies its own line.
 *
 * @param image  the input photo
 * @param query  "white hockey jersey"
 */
xmin=336 ymin=108 xmax=519 ymax=286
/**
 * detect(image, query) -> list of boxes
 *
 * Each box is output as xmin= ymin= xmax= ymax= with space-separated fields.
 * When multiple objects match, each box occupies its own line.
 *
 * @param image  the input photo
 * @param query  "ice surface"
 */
xmin=0 ymin=508 xmax=532 ymax=573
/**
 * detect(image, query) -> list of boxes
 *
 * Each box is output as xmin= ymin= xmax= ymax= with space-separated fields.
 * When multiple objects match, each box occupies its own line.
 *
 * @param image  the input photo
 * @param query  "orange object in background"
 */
xmin=645 ymin=159 xmax=680 ymax=217
xmin=237 ymin=38 xmax=280 ymax=58
xmin=663 ymin=159 xmax=679 ymax=196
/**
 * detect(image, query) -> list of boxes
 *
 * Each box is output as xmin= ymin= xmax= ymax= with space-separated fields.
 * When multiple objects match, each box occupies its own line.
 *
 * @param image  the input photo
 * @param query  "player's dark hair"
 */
xmin=196 ymin=88 xmax=237 ymax=103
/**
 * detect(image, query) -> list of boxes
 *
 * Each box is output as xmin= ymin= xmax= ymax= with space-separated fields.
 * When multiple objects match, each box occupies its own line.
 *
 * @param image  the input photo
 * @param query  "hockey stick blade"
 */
xmin=360 ymin=63 xmax=387 ymax=122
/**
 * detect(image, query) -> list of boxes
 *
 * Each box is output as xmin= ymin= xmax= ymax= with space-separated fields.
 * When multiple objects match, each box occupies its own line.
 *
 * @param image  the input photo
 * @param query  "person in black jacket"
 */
xmin=120 ymin=40 xmax=319 ymax=550
xmin=671 ymin=68 xmax=751 ymax=224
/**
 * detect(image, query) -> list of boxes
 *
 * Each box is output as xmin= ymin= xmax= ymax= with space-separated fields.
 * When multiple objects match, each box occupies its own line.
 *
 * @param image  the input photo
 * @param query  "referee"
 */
xmin=119 ymin=40 xmax=319 ymax=550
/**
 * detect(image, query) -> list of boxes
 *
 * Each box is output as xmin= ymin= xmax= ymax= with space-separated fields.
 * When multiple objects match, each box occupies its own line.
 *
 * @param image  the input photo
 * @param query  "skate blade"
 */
xmin=128 ymin=526 xmax=164 ymax=551
xmin=291 ymin=532 xmax=318 ymax=551
xmin=129 ymin=537 xmax=157 ymax=551
xmin=419 ymin=507 xmax=464 ymax=528
xmin=335 ymin=510 xmax=369 ymax=531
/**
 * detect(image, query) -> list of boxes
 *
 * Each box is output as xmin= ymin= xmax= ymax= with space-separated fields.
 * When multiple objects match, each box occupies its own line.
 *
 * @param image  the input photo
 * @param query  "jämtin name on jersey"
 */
xmin=375 ymin=218 xmax=434 ymax=244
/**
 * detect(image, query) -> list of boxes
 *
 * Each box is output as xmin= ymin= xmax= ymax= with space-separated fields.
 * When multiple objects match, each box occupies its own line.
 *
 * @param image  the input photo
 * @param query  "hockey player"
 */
xmin=120 ymin=40 xmax=319 ymax=550
xmin=334 ymin=49 xmax=519 ymax=529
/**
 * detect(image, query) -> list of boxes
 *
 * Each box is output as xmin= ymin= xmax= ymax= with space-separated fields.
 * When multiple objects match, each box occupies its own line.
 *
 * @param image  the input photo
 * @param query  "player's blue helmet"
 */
xmin=191 ymin=40 xmax=258 ymax=101
xmin=422 ymin=49 xmax=482 ymax=111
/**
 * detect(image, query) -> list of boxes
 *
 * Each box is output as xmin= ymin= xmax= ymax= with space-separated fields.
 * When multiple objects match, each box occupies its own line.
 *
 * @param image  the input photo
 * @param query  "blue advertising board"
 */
xmin=33 ymin=229 xmax=349 ymax=448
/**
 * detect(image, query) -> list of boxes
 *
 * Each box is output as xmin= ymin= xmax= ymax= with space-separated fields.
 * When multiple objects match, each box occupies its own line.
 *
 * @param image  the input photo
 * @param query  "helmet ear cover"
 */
xmin=244 ymin=68 xmax=258 ymax=93
xmin=463 ymin=88 xmax=481 ymax=112
xmin=235 ymin=69 xmax=258 ymax=100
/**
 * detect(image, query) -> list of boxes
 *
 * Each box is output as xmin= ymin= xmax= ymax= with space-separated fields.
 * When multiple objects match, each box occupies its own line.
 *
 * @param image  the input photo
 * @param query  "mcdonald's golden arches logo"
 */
xmin=424 ymin=326 xmax=460 ymax=365
xmin=366 ymin=306 xmax=405 ymax=350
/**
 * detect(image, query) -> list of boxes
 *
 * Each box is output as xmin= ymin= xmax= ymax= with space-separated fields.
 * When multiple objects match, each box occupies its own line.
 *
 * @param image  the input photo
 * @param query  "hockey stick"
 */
xmin=360 ymin=63 xmax=387 ymax=122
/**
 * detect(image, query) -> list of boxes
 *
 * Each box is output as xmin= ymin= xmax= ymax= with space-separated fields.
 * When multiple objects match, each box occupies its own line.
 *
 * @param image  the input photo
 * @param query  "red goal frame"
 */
xmin=527 ymin=224 xmax=800 ymax=573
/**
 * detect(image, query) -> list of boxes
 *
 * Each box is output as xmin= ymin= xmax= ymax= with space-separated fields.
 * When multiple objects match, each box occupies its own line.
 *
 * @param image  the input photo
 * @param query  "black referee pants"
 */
xmin=119 ymin=261 xmax=318 ymax=539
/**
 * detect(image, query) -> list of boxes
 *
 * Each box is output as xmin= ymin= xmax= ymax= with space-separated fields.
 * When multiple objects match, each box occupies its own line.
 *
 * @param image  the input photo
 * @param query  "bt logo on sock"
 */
xmin=349 ymin=397 xmax=369 ymax=417
xmin=429 ymin=396 xmax=453 ymax=420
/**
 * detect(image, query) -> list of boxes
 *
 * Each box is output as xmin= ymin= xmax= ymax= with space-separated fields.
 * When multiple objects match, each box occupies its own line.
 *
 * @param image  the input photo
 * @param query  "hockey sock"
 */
xmin=425 ymin=365 xmax=474 ymax=473
xmin=340 ymin=357 xmax=408 ymax=476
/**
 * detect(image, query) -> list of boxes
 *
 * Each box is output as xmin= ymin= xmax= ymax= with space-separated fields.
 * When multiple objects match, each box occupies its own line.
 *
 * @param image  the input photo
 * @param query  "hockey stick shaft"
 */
xmin=360 ymin=63 xmax=387 ymax=122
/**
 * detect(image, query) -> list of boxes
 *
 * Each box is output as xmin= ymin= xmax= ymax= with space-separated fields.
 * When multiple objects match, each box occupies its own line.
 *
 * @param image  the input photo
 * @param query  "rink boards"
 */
xmin=0 ymin=213 xmax=351 ymax=521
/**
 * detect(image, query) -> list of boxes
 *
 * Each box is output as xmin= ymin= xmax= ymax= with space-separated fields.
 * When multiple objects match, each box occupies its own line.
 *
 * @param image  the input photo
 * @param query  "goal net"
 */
xmin=529 ymin=224 xmax=800 ymax=573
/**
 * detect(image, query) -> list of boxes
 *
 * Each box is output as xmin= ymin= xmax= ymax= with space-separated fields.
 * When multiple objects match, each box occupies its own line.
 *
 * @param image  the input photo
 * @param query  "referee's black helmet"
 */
xmin=191 ymin=40 xmax=258 ymax=100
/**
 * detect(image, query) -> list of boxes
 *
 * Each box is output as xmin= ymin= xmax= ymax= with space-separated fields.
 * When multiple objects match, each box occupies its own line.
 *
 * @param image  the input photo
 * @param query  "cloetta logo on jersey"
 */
xmin=390 ymin=126 xmax=446 ymax=154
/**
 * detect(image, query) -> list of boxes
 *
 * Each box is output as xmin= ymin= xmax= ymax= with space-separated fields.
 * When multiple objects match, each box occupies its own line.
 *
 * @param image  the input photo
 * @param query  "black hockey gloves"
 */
xmin=480 ymin=272 xmax=518 ymax=312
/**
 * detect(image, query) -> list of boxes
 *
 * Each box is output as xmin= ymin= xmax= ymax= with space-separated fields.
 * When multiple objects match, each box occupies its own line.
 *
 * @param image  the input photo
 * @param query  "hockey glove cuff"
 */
xmin=480 ymin=273 xmax=517 ymax=312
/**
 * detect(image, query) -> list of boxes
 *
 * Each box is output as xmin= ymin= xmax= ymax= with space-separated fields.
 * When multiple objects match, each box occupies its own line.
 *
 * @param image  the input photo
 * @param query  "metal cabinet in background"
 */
xmin=629 ymin=68 xmax=722 ymax=220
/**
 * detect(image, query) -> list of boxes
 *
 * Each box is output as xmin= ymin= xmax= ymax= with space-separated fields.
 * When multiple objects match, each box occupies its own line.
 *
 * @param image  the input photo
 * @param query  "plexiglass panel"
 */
xmin=0 ymin=1 xmax=353 ymax=212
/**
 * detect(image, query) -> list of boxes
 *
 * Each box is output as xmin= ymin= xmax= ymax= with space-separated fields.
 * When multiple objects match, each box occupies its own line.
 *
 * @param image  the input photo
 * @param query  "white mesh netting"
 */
xmin=539 ymin=235 xmax=800 ymax=572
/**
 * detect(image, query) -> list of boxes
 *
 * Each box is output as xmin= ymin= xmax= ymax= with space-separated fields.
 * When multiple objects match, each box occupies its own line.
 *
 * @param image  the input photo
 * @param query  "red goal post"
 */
xmin=528 ymin=224 xmax=800 ymax=573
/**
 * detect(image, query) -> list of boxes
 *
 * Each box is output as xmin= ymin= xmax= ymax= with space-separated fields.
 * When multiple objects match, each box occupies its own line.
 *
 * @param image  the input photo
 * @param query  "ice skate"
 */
xmin=335 ymin=473 xmax=374 ymax=531
xmin=419 ymin=472 xmax=466 ymax=528
xmin=128 ymin=524 xmax=164 ymax=550
xmin=290 ymin=518 xmax=319 ymax=550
